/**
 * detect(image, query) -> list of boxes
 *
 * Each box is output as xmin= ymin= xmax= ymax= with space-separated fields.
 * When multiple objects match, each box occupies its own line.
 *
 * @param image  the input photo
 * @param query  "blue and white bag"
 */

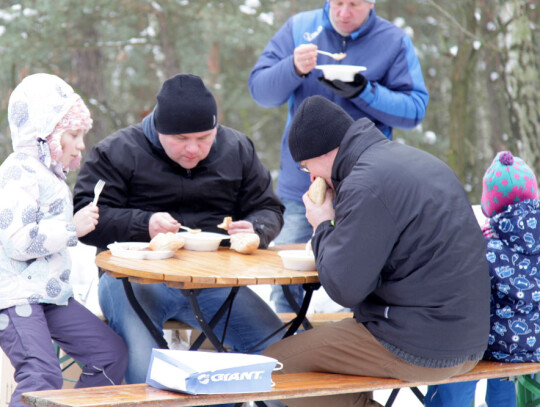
xmin=146 ymin=349 xmax=281 ymax=394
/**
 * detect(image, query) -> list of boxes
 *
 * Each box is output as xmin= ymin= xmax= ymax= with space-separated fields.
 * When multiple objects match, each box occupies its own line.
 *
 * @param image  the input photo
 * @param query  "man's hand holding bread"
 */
xmin=303 ymin=177 xmax=334 ymax=229
xmin=217 ymin=216 xmax=260 ymax=254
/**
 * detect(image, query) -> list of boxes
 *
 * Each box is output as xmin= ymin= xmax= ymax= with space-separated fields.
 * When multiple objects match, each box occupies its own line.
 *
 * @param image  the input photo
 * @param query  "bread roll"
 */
xmin=217 ymin=216 xmax=232 ymax=230
xmin=308 ymin=177 xmax=327 ymax=205
xmin=149 ymin=232 xmax=185 ymax=251
xmin=229 ymin=233 xmax=260 ymax=254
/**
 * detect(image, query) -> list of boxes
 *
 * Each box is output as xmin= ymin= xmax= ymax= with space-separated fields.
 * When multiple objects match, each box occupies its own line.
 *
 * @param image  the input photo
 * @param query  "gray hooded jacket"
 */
xmin=312 ymin=119 xmax=490 ymax=368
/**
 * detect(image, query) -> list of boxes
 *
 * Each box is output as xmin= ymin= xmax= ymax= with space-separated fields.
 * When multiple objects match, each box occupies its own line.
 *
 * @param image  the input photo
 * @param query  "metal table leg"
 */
xmin=122 ymin=277 xmax=319 ymax=353
xmin=241 ymin=282 xmax=321 ymax=354
xmin=121 ymin=278 xmax=169 ymax=349
xmin=282 ymin=285 xmax=313 ymax=331
xmin=181 ymin=287 xmax=240 ymax=352
xmin=122 ymin=278 xmax=239 ymax=352
xmin=283 ymin=282 xmax=321 ymax=337
xmin=384 ymin=386 xmax=425 ymax=407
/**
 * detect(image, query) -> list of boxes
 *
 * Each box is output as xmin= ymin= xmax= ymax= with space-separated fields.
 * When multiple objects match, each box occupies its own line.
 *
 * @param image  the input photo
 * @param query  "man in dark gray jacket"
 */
xmin=73 ymin=74 xmax=285 ymax=386
xmin=263 ymin=95 xmax=489 ymax=407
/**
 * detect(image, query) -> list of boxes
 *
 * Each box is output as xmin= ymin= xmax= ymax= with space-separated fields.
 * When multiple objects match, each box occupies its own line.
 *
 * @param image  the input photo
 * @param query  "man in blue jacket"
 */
xmin=249 ymin=0 xmax=429 ymax=311
xmin=263 ymin=95 xmax=489 ymax=407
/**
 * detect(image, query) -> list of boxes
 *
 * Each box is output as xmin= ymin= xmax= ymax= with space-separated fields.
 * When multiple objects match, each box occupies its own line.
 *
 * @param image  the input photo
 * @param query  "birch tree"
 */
xmin=495 ymin=0 xmax=540 ymax=175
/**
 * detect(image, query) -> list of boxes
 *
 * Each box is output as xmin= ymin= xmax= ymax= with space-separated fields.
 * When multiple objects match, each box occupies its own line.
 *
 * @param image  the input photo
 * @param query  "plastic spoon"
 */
xmin=317 ymin=50 xmax=347 ymax=61
xmin=180 ymin=225 xmax=202 ymax=234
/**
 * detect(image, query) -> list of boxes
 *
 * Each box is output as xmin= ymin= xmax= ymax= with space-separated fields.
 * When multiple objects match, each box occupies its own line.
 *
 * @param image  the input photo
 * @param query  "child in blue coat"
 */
xmin=426 ymin=151 xmax=539 ymax=406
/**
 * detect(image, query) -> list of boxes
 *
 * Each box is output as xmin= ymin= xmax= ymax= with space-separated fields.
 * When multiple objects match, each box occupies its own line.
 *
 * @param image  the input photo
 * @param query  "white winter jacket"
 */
xmin=0 ymin=74 xmax=80 ymax=309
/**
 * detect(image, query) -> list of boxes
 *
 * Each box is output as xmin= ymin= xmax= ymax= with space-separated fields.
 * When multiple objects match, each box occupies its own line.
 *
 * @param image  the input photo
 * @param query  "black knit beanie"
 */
xmin=288 ymin=95 xmax=354 ymax=162
xmin=154 ymin=74 xmax=217 ymax=134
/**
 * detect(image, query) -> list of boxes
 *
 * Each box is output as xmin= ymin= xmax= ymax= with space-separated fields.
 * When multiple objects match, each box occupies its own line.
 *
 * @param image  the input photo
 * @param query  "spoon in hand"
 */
xmin=317 ymin=50 xmax=347 ymax=61
xmin=180 ymin=225 xmax=202 ymax=234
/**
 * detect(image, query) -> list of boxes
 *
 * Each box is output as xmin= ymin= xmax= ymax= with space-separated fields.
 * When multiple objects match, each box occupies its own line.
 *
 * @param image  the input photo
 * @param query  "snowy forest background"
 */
xmin=0 ymin=0 xmax=538 ymax=204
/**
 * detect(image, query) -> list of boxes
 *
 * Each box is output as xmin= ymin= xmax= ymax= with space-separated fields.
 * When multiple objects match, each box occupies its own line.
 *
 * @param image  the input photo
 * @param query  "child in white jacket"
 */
xmin=0 ymin=73 xmax=127 ymax=407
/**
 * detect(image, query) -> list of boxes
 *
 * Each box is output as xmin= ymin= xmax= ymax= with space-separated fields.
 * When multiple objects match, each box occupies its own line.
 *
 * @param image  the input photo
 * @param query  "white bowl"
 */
xmin=316 ymin=64 xmax=367 ymax=82
xmin=107 ymin=242 xmax=175 ymax=260
xmin=177 ymin=231 xmax=230 ymax=251
xmin=278 ymin=250 xmax=317 ymax=271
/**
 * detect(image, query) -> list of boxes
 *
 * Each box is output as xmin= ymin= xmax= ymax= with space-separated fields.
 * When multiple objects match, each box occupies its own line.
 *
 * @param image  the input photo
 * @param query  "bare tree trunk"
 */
xmin=207 ymin=42 xmax=223 ymax=123
xmin=71 ymin=25 xmax=106 ymax=152
xmin=153 ymin=8 xmax=181 ymax=79
xmin=478 ymin=0 xmax=510 ymax=157
xmin=448 ymin=0 xmax=478 ymax=184
xmin=498 ymin=0 xmax=540 ymax=174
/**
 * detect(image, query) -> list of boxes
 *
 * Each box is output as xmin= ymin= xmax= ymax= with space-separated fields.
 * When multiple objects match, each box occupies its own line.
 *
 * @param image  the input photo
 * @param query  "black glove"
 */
xmin=317 ymin=73 xmax=368 ymax=98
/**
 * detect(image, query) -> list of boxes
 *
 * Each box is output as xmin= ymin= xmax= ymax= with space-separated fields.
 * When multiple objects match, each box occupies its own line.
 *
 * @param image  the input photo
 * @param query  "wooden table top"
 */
xmin=95 ymin=244 xmax=319 ymax=289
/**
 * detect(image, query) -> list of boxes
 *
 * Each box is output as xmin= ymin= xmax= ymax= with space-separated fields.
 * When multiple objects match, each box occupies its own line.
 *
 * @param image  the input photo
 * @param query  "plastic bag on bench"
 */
xmin=146 ymin=349 xmax=280 ymax=394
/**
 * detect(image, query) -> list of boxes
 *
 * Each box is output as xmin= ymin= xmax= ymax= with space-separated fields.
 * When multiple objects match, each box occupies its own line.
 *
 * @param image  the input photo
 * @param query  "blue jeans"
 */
xmin=99 ymin=274 xmax=284 ymax=384
xmin=271 ymin=198 xmax=314 ymax=313
xmin=425 ymin=379 xmax=517 ymax=407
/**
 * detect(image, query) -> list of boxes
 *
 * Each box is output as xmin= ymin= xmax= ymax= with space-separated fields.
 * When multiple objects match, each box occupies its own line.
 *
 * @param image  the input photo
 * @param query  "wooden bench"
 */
xmin=99 ymin=312 xmax=354 ymax=331
xmin=161 ymin=313 xmax=354 ymax=350
xmin=22 ymin=360 xmax=540 ymax=407
xmin=55 ymin=313 xmax=353 ymax=385
xmin=278 ymin=312 xmax=353 ymax=326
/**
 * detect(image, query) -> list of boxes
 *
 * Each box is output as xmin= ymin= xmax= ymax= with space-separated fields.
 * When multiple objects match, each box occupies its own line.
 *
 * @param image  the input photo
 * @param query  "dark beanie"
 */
xmin=288 ymin=95 xmax=354 ymax=162
xmin=154 ymin=74 xmax=217 ymax=134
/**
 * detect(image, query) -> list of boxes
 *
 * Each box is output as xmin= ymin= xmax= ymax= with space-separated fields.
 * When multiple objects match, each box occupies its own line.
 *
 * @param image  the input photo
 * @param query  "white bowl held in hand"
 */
xmin=316 ymin=64 xmax=367 ymax=82
xmin=278 ymin=250 xmax=317 ymax=271
xmin=177 ymin=231 xmax=230 ymax=251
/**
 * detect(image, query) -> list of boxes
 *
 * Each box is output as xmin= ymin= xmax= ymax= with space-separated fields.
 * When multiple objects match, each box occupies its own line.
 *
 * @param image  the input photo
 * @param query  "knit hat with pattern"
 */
xmin=481 ymin=151 xmax=538 ymax=217
xmin=47 ymin=97 xmax=92 ymax=171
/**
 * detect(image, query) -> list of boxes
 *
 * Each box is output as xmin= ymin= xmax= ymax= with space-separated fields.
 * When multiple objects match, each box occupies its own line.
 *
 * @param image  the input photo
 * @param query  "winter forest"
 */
xmin=0 ymin=0 xmax=539 ymax=203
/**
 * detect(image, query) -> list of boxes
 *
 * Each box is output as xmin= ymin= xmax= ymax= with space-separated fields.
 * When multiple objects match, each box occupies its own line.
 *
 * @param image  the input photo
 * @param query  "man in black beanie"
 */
xmin=73 ymin=74 xmax=285 ymax=386
xmin=262 ymin=96 xmax=490 ymax=407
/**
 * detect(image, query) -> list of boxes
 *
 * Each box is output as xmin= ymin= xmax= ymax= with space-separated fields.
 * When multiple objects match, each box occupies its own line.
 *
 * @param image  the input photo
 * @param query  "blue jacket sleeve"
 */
xmin=248 ymin=18 xmax=306 ymax=108
xmin=353 ymin=35 xmax=429 ymax=130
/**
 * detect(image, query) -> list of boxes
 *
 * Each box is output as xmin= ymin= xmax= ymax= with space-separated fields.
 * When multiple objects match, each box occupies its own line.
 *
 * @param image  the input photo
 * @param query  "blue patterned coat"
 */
xmin=485 ymin=199 xmax=540 ymax=362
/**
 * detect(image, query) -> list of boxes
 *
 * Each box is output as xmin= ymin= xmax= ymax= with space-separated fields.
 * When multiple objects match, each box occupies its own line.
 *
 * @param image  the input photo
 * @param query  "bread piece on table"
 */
xmin=149 ymin=232 xmax=185 ymax=251
xmin=230 ymin=233 xmax=260 ymax=254
xmin=217 ymin=216 xmax=232 ymax=230
xmin=308 ymin=177 xmax=327 ymax=205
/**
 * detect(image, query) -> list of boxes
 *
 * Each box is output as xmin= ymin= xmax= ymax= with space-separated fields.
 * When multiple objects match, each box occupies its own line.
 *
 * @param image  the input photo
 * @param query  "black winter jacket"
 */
xmin=312 ymin=119 xmax=490 ymax=368
xmin=73 ymin=124 xmax=284 ymax=250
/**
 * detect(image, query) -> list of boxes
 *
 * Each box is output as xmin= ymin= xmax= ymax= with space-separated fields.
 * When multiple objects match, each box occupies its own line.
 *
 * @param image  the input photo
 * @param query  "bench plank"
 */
xmin=104 ymin=313 xmax=354 ymax=332
xmin=278 ymin=312 xmax=353 ymax=325
xmin=22 ymin=361 xmax=540 ymax=407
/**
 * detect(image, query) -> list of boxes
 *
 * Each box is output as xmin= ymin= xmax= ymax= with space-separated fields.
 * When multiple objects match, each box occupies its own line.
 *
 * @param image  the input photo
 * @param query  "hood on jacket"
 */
xmin=331 ymin=117 xmax=388 ymax=189
xmin=491 ymin=199 xmax=540 ymax=255
xmin=8 ymin=73 xmax=84 ymax=178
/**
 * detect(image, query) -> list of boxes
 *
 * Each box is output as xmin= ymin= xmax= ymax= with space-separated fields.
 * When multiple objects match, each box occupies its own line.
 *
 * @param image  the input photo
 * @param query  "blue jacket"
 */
xmin=485 ymin=200 xmax=540 ymax=362
xmin=249 ymin=2 xmax=429 ymax=202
